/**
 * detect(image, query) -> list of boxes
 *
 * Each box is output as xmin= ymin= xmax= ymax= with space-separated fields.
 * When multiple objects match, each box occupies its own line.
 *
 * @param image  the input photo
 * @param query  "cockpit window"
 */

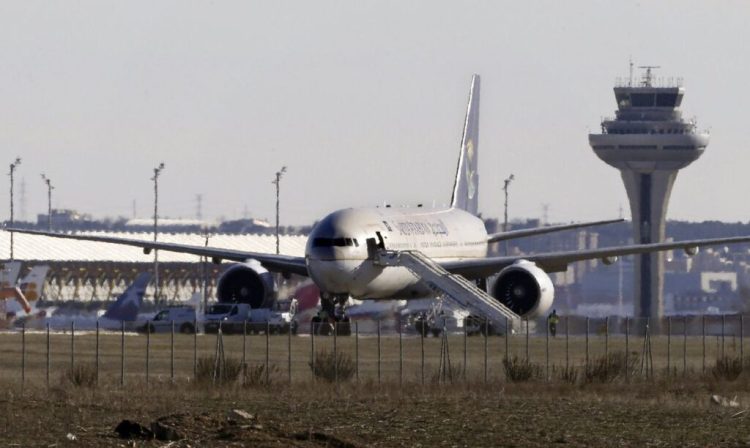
xmin=312 ymin=237 xmax=356 ymax=247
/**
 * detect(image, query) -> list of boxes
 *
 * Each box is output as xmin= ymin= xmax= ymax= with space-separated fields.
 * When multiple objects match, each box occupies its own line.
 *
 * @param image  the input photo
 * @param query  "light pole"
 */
xmin=151 ymin=162 xmax=165 ymax=304
xmin=8 ymin=157 xmax=21 ymax=260
xmin=40 ymin=173 xmax=54 ymax=231
xmin=502 ymin=174 xmax=515 ymax=255
xmin=272 ymin=166 xmax=287 ymax=255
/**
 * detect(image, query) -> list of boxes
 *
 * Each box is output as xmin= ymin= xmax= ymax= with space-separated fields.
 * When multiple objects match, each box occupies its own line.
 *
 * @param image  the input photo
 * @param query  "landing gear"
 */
xmin=312 ymin=292 xmax=351 ymax=336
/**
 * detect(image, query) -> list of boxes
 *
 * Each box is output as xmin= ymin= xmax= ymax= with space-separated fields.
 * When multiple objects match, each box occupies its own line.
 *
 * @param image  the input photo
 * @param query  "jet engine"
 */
xmin=490 ymin=260 xmax=554 ymax=318
xmin=216 ymin=259 xmax=276 ymax=309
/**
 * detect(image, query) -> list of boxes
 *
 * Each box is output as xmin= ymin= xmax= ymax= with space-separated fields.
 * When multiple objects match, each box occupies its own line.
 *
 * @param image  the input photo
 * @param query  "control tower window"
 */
xmin=656 ymin=93 xmax=678 ymax=107
xmin=631 ymin=93 xmax=655 ymax=107
xmin=616 ymin=93 xmax=630 ymax=107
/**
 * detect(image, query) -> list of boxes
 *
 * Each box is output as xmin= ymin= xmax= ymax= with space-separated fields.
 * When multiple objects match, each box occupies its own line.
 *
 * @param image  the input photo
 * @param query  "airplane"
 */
xmin=17 ymin=272 xmax=152 ymax=331
xmin=1 ymin=264 xmax=50 ymax=317
xmin=0 ymin=261 xmax=22 ymax=289
xmin=10 ymin=74 xmax=750 ymax=326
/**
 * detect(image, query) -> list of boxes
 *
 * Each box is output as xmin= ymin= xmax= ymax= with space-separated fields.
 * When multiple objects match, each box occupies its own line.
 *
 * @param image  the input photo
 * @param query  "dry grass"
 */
xmin=309 ymin=349 xmax=356 ymax=382
xmin=2 ymin=332 xmax=750 ymax=445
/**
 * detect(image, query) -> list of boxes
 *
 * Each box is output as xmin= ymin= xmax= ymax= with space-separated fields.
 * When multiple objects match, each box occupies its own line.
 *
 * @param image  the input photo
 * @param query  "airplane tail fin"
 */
xmin=18 ymin=265 xmax=50 ymax=302
xmin=450 ymin=74 xmax=481 ymax=216
xmin=103 ymin=272 xmax=151 ymax=321
xmin=0 ymin=261 xmax=22 ymax=288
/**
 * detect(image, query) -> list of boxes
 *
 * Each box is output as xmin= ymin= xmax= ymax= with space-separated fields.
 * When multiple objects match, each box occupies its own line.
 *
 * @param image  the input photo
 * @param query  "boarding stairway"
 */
xmin=375 ymin=250 xmax=521 ymax=333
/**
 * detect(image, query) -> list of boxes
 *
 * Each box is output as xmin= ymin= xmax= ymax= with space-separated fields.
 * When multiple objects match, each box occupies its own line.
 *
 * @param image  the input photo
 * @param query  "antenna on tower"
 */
xmin=638 ymin=65 xmax=660 ymax=87
xmin=628 ymin=57 xmax=634 ymax=87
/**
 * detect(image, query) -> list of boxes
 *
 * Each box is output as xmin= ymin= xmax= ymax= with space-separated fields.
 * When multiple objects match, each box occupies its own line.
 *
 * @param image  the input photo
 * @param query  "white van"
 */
xmin=144 ymin=306 xmax=197 ymax=334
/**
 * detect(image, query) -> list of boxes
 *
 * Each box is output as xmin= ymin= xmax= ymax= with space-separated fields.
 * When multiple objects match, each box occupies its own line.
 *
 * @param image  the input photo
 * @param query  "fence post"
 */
xmin=193 ymin=317 xmax=198 ymax=380
xmin=421 ymin=321 xmax=425 ymax=386
xmin=624 ymin=317 xmax=629 ymax=382
xmin=311 ymin=321 xmax=316 ymax=382
xmin=170 ymin=320 xmax=175 ymax=383
xmin=545 ymin=315 xmax=550 ymax=382
xmin=46 ymin=322 xmax=51 ymax=388
xmin=702 ymin=315 xmax=706 ymax=375
xmin=667 ymin=316 xmax=671 ymax=375
xmin=266 ymin=321 xmax=270 ymax=386
xmin=146 ymin=323 xmax=151 ymax=385
xmin=120 ymin=320 xmax=125 ymax=387
xmin=288 ymin=321 xmax=292 ymax=385
xmin=399 ymin=325 xmax=404 ymax=386
xmin=683 ymin=316 xmax=687 ymax=377
xmin=463 ymin=323 xmax=467 ymax=382
xmin=71 ymin=321 xmax=75 ymax=372
xmin=525 ymin=318 xmax=530 ymax=362
xmin=483 ymin=317 xmax=494 ymax=384
xmin=741 ymin=315 xmax=744 ymax=365
xmin=721 ymin=314 xmax=726 ymax=359
xmin=565 ymin=316 xmax=569 ymax=371
xmin=377 ymin=319 xmax=382 ymax=385
xmin=95 ymin=320 xmax=100 ymax=387
xmin=355 ymin=321 xmax=359 ymax=383
xmin=505 ymin=316 xmax=510 ymax=362
xmin=242 ymin=320 xmax=247 ymax=369
xmin=604 ymin=316 xmax=609 ymax=379
xmin=585 ymin=317 xmax=590 ymax=373
xmin=333 ymin=321 xmax=338 ymax=388
xmin=21 ymin=322 xmax=26 ymax=391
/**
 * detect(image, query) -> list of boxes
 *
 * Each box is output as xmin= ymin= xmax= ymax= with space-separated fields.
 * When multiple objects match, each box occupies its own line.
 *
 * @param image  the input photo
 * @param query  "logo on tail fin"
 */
xmin=451 ymin=74 xmax=480 ymax=215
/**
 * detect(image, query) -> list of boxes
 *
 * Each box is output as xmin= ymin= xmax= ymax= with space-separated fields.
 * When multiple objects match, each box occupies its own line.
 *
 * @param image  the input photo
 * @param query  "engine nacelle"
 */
xmin=490 ymin=260 xmax=554 ymax=318
xmin=216 ymin=259 xmax=276 ymax=309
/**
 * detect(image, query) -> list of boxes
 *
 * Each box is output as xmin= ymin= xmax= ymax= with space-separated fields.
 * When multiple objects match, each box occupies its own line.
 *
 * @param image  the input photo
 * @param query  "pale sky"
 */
xmin=1 ymin=1 xmax=749 ymax=226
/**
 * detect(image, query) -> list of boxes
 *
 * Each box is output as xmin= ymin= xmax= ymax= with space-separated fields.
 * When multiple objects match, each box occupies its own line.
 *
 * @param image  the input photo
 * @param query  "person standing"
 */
xmin=548 ymin=309 xmax=560 ymax=337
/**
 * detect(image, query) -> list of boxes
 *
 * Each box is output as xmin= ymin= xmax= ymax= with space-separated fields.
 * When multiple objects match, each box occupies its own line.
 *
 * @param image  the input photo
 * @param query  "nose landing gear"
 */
xmin=311 ymin=292 xmax=351 ymax=336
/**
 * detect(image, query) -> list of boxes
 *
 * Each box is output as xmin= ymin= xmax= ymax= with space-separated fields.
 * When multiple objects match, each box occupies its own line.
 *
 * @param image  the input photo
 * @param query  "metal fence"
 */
xmin=2 ymin=314 xmax=749 ymax=389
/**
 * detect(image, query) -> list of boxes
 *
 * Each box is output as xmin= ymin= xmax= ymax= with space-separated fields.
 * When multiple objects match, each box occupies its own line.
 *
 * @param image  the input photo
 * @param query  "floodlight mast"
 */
xmin=502 ymin=173 xmax=515 ymax=255
xmin=151 ymin=162 xmax=165 ymax=304
xmin=8 ymin=157 xmax=21 ymax=260
xmin=40 ymin=173 xmax=53 ymax=231
xmin=272 ymin=166 xmax=287 ymax=255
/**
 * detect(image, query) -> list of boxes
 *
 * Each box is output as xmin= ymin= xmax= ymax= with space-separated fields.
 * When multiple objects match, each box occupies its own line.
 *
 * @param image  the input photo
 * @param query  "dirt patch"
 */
xmin=2 ymin=381 xmax=750 ymax=447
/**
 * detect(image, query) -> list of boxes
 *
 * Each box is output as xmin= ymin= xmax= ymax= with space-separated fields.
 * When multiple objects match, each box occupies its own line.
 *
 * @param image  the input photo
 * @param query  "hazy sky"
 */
xmin=1 ymin=1 xmax=749 ymax=226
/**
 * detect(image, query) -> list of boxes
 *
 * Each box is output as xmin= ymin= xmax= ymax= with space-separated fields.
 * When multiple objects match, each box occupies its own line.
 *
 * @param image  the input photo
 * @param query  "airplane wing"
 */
xmin=7 ymin=229 xmax=309 ymax=276
xmin=487 ymin=218 xmax=624 ymax=243
xmin=442 ymin=235 xmax=750 ymax=279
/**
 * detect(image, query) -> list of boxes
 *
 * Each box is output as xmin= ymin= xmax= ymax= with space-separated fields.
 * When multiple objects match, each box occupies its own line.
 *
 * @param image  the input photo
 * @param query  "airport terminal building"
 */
xmin=0 ymin=230 xmax=307 ymax=303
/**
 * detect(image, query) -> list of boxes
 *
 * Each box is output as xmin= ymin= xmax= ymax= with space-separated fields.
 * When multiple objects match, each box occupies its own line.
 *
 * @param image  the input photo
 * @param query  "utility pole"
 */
xmin=8 ymin=157 xmax=21 ymax=260
xmin=502 ymin=174 xmax=515 ymax=255
xmin=272 ymin=166 xmax=287 ymax=255
xmin=151 ymin=162 xmax=165 ymax=304
xmin=195 ymin=194 xmax=203 ymax=221
xmin=40 ymin=173 xmax=53 ymax=231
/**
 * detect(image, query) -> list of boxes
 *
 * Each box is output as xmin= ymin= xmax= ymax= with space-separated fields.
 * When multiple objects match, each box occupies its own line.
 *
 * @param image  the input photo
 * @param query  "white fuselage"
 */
xmin=305 ymin=207 xmax=488 ymax=299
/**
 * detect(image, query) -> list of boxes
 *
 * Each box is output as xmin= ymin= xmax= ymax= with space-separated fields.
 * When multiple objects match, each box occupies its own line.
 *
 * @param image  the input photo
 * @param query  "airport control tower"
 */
xmin=589 ymin=66 xmax=709 ymax=319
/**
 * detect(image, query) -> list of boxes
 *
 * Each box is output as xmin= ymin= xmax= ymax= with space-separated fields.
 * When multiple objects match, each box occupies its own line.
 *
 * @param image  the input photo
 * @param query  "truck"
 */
xmin=203 ymin=302 xmax=296 ymax=334
xmin=143 ymin=306 xmax=197 ymax=334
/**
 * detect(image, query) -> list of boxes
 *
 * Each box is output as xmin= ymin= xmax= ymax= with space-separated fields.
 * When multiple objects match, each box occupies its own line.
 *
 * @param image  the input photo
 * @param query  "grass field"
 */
xmin=1 ymin=330 xmax=750 ymax=446
xmin=0 ymin=328 xmax=743 ymax=386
